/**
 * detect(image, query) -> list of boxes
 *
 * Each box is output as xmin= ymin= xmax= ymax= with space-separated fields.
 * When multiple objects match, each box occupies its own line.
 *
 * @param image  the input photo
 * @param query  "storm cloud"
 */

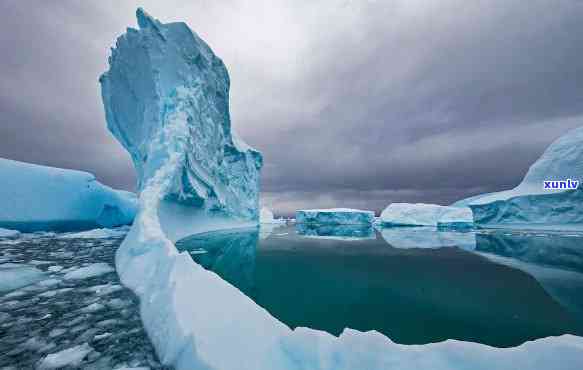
xmin=1 ymin=0 xmax=583 ymax=216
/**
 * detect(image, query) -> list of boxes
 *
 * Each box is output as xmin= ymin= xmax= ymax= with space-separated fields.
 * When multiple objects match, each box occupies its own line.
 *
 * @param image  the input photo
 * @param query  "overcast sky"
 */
xmin=1 ymin=1 xmax=583 ymax=216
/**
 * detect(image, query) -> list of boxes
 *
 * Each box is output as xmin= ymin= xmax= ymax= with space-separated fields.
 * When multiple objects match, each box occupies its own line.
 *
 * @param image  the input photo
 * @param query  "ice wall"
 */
xmin=453 ymin=126 xmax=583 ymax=227
xmin=0 ymin=158 xmax=136 ymax=232
xmin=102 ymin=9 xmax=583 ymax=370
xmin=296 ymin=208 xmax=374 ymax=225
xmin=381 ymin=203 xmax=473 ymax=228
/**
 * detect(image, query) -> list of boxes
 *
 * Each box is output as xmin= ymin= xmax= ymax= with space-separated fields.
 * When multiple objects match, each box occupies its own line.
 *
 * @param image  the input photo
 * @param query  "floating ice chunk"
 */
xmin=296 ymin=208 xmax=374 ymax=225
xmin=0 ymin=263 xmax=46 ymax=292
xmin=381 ymin=227 xmax=476 ymax=251
xmin=381 ymin=203 xmax=473 ymax=227
xmin=63 ymin=263 xmax=114 ymax=280
xmin=0 ymin=158 xmax=137 ymax=232
xmin=0 ymin=227 xmax=20 ymax=238
xmin=38 ymin=343 xmax=93 ymax=369
xmin=60 ymin=227 xmax=130 ymax=239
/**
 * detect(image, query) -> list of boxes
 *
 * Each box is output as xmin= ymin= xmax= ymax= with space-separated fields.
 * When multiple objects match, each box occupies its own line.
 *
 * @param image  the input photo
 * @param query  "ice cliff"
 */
xmin=102 ymin=9 xmax=583 ymax=370
xmin=0 ymin=158 xmax=136 ymax=232
xmin=453 ymin=126 xmax=583 ymax=227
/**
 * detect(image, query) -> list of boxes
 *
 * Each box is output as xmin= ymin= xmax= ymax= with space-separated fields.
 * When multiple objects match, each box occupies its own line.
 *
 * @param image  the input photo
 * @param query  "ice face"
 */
xmin=452 ymin=126 xmax=583 ymax=227
xmin=296 ymin=208 xmax=374 ymax=225
xmin=0 ymin=158 xmax=137 ymax=232
xmin=102 ymin=9 xmax=583 ymax=370
xmin=100 ymin=8 xmax=262 ymax=223
xmin=380 ymin=203 xmax=473 ymax=227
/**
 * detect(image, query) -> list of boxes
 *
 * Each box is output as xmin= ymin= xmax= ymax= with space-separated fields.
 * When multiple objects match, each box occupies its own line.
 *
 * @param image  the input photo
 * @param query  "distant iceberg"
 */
xmin=296 ymin=208 xmax=374 ymax=225
xmin=0 ymin=227 xmax=20 ymax=239
xmin=101 ymin=9 xmax=583 ymax=370
xmin=0 ymin=158 xmax=137 ymax=232
xmin=453 ymin=126 xmax=583 ymax=227
xmin=380 ymin=203 xmax=473 ymax=228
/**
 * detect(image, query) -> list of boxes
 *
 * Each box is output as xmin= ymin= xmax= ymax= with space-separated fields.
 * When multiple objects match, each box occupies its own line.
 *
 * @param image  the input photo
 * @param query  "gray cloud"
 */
xmin=1 ymin=1 xmax=582 ymax=216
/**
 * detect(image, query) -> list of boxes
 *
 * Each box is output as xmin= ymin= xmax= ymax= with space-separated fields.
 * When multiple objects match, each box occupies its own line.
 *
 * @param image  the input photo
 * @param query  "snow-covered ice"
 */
xmin=381 ymin=203 xmax=473 ymax=227
xmin=0 ymin=228 xmax=20 ymax=238
xmin=100 ymin=9 xmax=583 ymax=370
xmin=60 ymin=227 xmax=130 ymax=239
xmin=0 ymin=158 xmax=137 ymax=232
xmin=0 ymin=263 xmax=46 ymax=292
xmin=37 ymin=343 xmax=93 ymax=369
xmin=63 ymin=263 xmax=114 ymax=280
xmin=296 ymin=208 xmax=374 ymax=225
xmin=453 ymin=126 xmax=583 ymax=227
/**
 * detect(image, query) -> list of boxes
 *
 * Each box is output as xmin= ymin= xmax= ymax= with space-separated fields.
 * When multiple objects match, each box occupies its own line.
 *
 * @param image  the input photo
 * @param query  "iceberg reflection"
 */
xmin=296 ymin=223 xmax=375 ymax=240
xmin=381 ymin=226 xmax=476 ymax=251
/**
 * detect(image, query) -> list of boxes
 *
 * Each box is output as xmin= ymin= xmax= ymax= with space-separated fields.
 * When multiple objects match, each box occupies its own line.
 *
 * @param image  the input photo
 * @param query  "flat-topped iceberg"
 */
xmin=102 ymin=9 xmax=583 ymax=370
xmin=296 ymin=208 xmax=374 ymax=225
xmin=0 ymin=158 xmax=137 ymax=232
xmin=381 ymin=203 xmax=473 ymax=228
xmin=453 ymin=126 xmax=583 ymax=227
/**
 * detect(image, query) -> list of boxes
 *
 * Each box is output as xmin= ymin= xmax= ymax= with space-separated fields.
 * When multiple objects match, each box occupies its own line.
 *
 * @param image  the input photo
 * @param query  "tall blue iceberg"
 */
xmin=100 ymin=8 xmax=262 ymax=230
xmin=101 ymin=9 xmax=583 ymax=370
xmin=453 ymin=126 xmax=583 ymax=228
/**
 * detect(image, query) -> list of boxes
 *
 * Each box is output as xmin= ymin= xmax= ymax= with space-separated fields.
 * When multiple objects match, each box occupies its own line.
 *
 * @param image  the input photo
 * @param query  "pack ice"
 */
xmin=296 ymin=208 xmax=374 ymax=225
xmin=0 ymin=158 xmax=137 ymax=232
xmin=381 ymin=203 xmax=473 ymax=228
xmin=453 ymin=126 xmax=583 ymax=227
xmin=102 ymin=9 xmax=583 ymax=370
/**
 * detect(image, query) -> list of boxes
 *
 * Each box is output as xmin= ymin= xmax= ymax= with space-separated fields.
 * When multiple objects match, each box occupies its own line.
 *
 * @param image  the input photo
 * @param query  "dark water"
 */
xmin=0 ymin=232 xmax=169 ymax=369
xmin=177 ymin=224 xmax=583 ymax=348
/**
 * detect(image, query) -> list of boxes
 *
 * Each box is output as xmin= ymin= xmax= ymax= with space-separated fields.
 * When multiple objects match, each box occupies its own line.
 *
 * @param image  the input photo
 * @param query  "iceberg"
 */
xmin=102 ymin=9 xmax=583 ymax=370
xmin=296 ymin=208 xmax=374 ymax=225
xmin=380 ymin=203 xmax=473 ymax=228
xmin=0 ymin=158 xmax=137 ymax=232
xmin=453 ymin=126 xmax=583 ymax=227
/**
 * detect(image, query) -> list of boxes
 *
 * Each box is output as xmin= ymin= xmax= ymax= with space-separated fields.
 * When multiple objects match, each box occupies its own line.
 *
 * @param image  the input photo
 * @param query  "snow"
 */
xmin=101 ymin=9 xmax=583 ymax=370
xmin=381 ymin=227 xmax=476 ymax=250
xmin=380 ymin=203 xmax=473 ymax=227
xmin=60 ymin=226 xmax=130 ymax=239
xmin=0 ymin=263 xmax=46 ymax=292
xmin=0 ymin=158 xmax=137 ymax=232
xmin=37 ymin=343 xmax=93 ymax=369
xmin=0 ymin=227 xmax=20 ymax=238
xmin=453 ymin=126 xmax=583 ymax=227
xmin=296 ymin=208 xmax=374 ymax=225
xmin=63 ymin=263 xmax=114 ymax=280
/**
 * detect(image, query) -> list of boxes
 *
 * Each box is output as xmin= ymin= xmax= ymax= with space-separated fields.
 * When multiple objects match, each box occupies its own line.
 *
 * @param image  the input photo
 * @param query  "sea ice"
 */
xmin=0 ymin=158 xmax=137 ymax=232
xmin=453 ymin=126 xmax=583 ymax=227
xmin=60 ymin=227 xmax=130 ymax=239
xmin=0 ymin=227 xmax=20 ymax=238
xmin=380 ymin=203 xmax=473 ymax=227
xmin=296 ymin=208 xmax=374 ymax=225
xmin=37 ymin=343 xmax=93 ymax=369
xmin=63 ymin=263 xmax=114 ymax=280
xmin=101 ymin=9 xmax=583 ymax=370
xmin=0 ymin=263 xmax=46 ymax=292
